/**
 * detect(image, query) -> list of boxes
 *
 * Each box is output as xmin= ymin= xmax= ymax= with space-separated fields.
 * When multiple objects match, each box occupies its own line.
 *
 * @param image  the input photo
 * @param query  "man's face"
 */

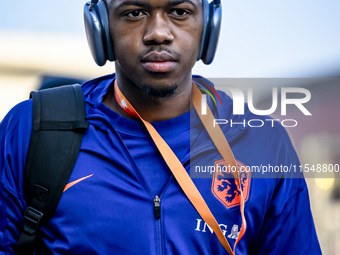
xmin=107 ymin=0 xmax=203 ymax=97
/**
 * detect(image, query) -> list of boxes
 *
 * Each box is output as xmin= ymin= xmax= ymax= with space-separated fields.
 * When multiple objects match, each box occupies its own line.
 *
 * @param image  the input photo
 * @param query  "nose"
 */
xmin=143 ymin=13 xmax=174 ymax=45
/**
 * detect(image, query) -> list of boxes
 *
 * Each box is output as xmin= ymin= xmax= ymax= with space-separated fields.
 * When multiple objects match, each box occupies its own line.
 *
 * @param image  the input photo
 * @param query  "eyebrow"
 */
xmin=115 ymin=0 xmax=197 ymax=9
xmin=168 ymin=0 xmax=197 ymax=8
xmin=115 ymin=1 xmax=147 ymax=9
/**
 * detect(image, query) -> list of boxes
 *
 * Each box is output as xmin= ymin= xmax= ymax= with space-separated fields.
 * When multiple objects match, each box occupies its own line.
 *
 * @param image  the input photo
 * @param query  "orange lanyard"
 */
xmin=114 ymin=80 xmax=246 ymax=255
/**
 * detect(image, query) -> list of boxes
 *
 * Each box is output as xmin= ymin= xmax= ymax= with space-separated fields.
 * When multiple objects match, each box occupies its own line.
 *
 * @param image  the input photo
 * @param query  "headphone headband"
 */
xmin=89 ymin=0 xmax=99 ymax=10
xmin=84 ymin=0 xmax=222 ymax=66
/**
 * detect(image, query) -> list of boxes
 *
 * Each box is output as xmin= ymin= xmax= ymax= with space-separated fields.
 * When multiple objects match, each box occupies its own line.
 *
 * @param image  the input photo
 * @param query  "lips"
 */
xmin=141 ymin=52 xmax=177 ymax=73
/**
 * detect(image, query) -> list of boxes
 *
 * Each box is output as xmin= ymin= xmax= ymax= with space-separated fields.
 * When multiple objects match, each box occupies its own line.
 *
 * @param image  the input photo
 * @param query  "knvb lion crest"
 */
xmin=212 ymin=159 xmax=251 ymax=209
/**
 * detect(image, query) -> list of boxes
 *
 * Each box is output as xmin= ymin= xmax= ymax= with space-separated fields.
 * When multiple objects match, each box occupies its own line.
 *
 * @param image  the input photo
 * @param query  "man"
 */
xmin=0 ymin=0 xmax=321 ymax=254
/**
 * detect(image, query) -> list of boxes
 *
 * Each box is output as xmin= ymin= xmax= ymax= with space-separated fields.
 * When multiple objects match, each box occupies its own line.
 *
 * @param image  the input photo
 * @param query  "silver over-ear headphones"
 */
xmin=84 ymin=0 xmax=222 ymax=66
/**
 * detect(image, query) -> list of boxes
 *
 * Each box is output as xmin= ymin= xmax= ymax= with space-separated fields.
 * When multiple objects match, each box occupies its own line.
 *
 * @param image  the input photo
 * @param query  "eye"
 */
xmin=170 ymin=9 xmax=190 ymax=18
xmin=125 ymin=10 xmax=145 ymax=19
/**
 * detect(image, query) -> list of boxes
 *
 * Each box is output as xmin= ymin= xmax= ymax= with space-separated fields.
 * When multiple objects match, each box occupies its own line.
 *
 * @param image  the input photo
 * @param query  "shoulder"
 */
xmin=1 ymin=99 xmax=32 ymax=139
xmin=0 ymin=99 xmax=32 ymax=199
xmin=245 ymin=109 xmax=297 ymax=154
xmin=81 ymin=73 xmax=115 ymax=101
xmin=215 ymin=90 xmax=301 ymax=177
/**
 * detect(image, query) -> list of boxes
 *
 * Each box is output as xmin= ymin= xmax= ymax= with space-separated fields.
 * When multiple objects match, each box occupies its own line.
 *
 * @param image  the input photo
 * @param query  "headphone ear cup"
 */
xmin=84 ymin=1 xmax=115 ymax=66
xmin=199 ymin=1 xmax=222 ymax=65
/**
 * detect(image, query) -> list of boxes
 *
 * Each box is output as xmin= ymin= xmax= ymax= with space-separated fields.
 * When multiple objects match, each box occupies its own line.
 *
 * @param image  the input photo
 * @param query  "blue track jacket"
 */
xmin=0 ymin=74 xmax=321 ymax=254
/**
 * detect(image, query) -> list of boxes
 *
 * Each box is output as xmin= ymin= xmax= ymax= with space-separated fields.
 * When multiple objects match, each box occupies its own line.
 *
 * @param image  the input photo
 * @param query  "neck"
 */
xmin=103 ymin=74 xmax=192 ymax=122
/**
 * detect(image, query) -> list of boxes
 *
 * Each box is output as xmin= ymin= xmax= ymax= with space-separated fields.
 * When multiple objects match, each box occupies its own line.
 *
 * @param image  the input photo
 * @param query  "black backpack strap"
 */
xmin=15 ymin=84 xmax=89 ymax=255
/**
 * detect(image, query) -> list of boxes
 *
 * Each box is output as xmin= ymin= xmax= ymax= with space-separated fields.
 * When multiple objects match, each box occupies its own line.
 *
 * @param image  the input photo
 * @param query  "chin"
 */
xmin=140 ymin=82 xmax=178 ymax=98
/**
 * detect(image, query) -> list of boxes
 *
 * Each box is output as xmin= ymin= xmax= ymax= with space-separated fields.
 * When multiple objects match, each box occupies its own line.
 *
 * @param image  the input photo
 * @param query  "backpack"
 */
xmin=15 ymin=84 xmax=89 ymax=255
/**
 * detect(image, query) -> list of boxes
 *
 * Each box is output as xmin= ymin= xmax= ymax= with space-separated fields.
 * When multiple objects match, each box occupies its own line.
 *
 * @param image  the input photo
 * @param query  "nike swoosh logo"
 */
xmin=63 ymin=174 xmax=94 ymax=192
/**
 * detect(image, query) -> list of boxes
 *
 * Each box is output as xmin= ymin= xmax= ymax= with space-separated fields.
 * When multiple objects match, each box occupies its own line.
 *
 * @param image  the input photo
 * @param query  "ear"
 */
xmin=199 ymin=0 xmax=222 ymax=65
xmin=84 ymin=1 xmax=115 ymax=66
